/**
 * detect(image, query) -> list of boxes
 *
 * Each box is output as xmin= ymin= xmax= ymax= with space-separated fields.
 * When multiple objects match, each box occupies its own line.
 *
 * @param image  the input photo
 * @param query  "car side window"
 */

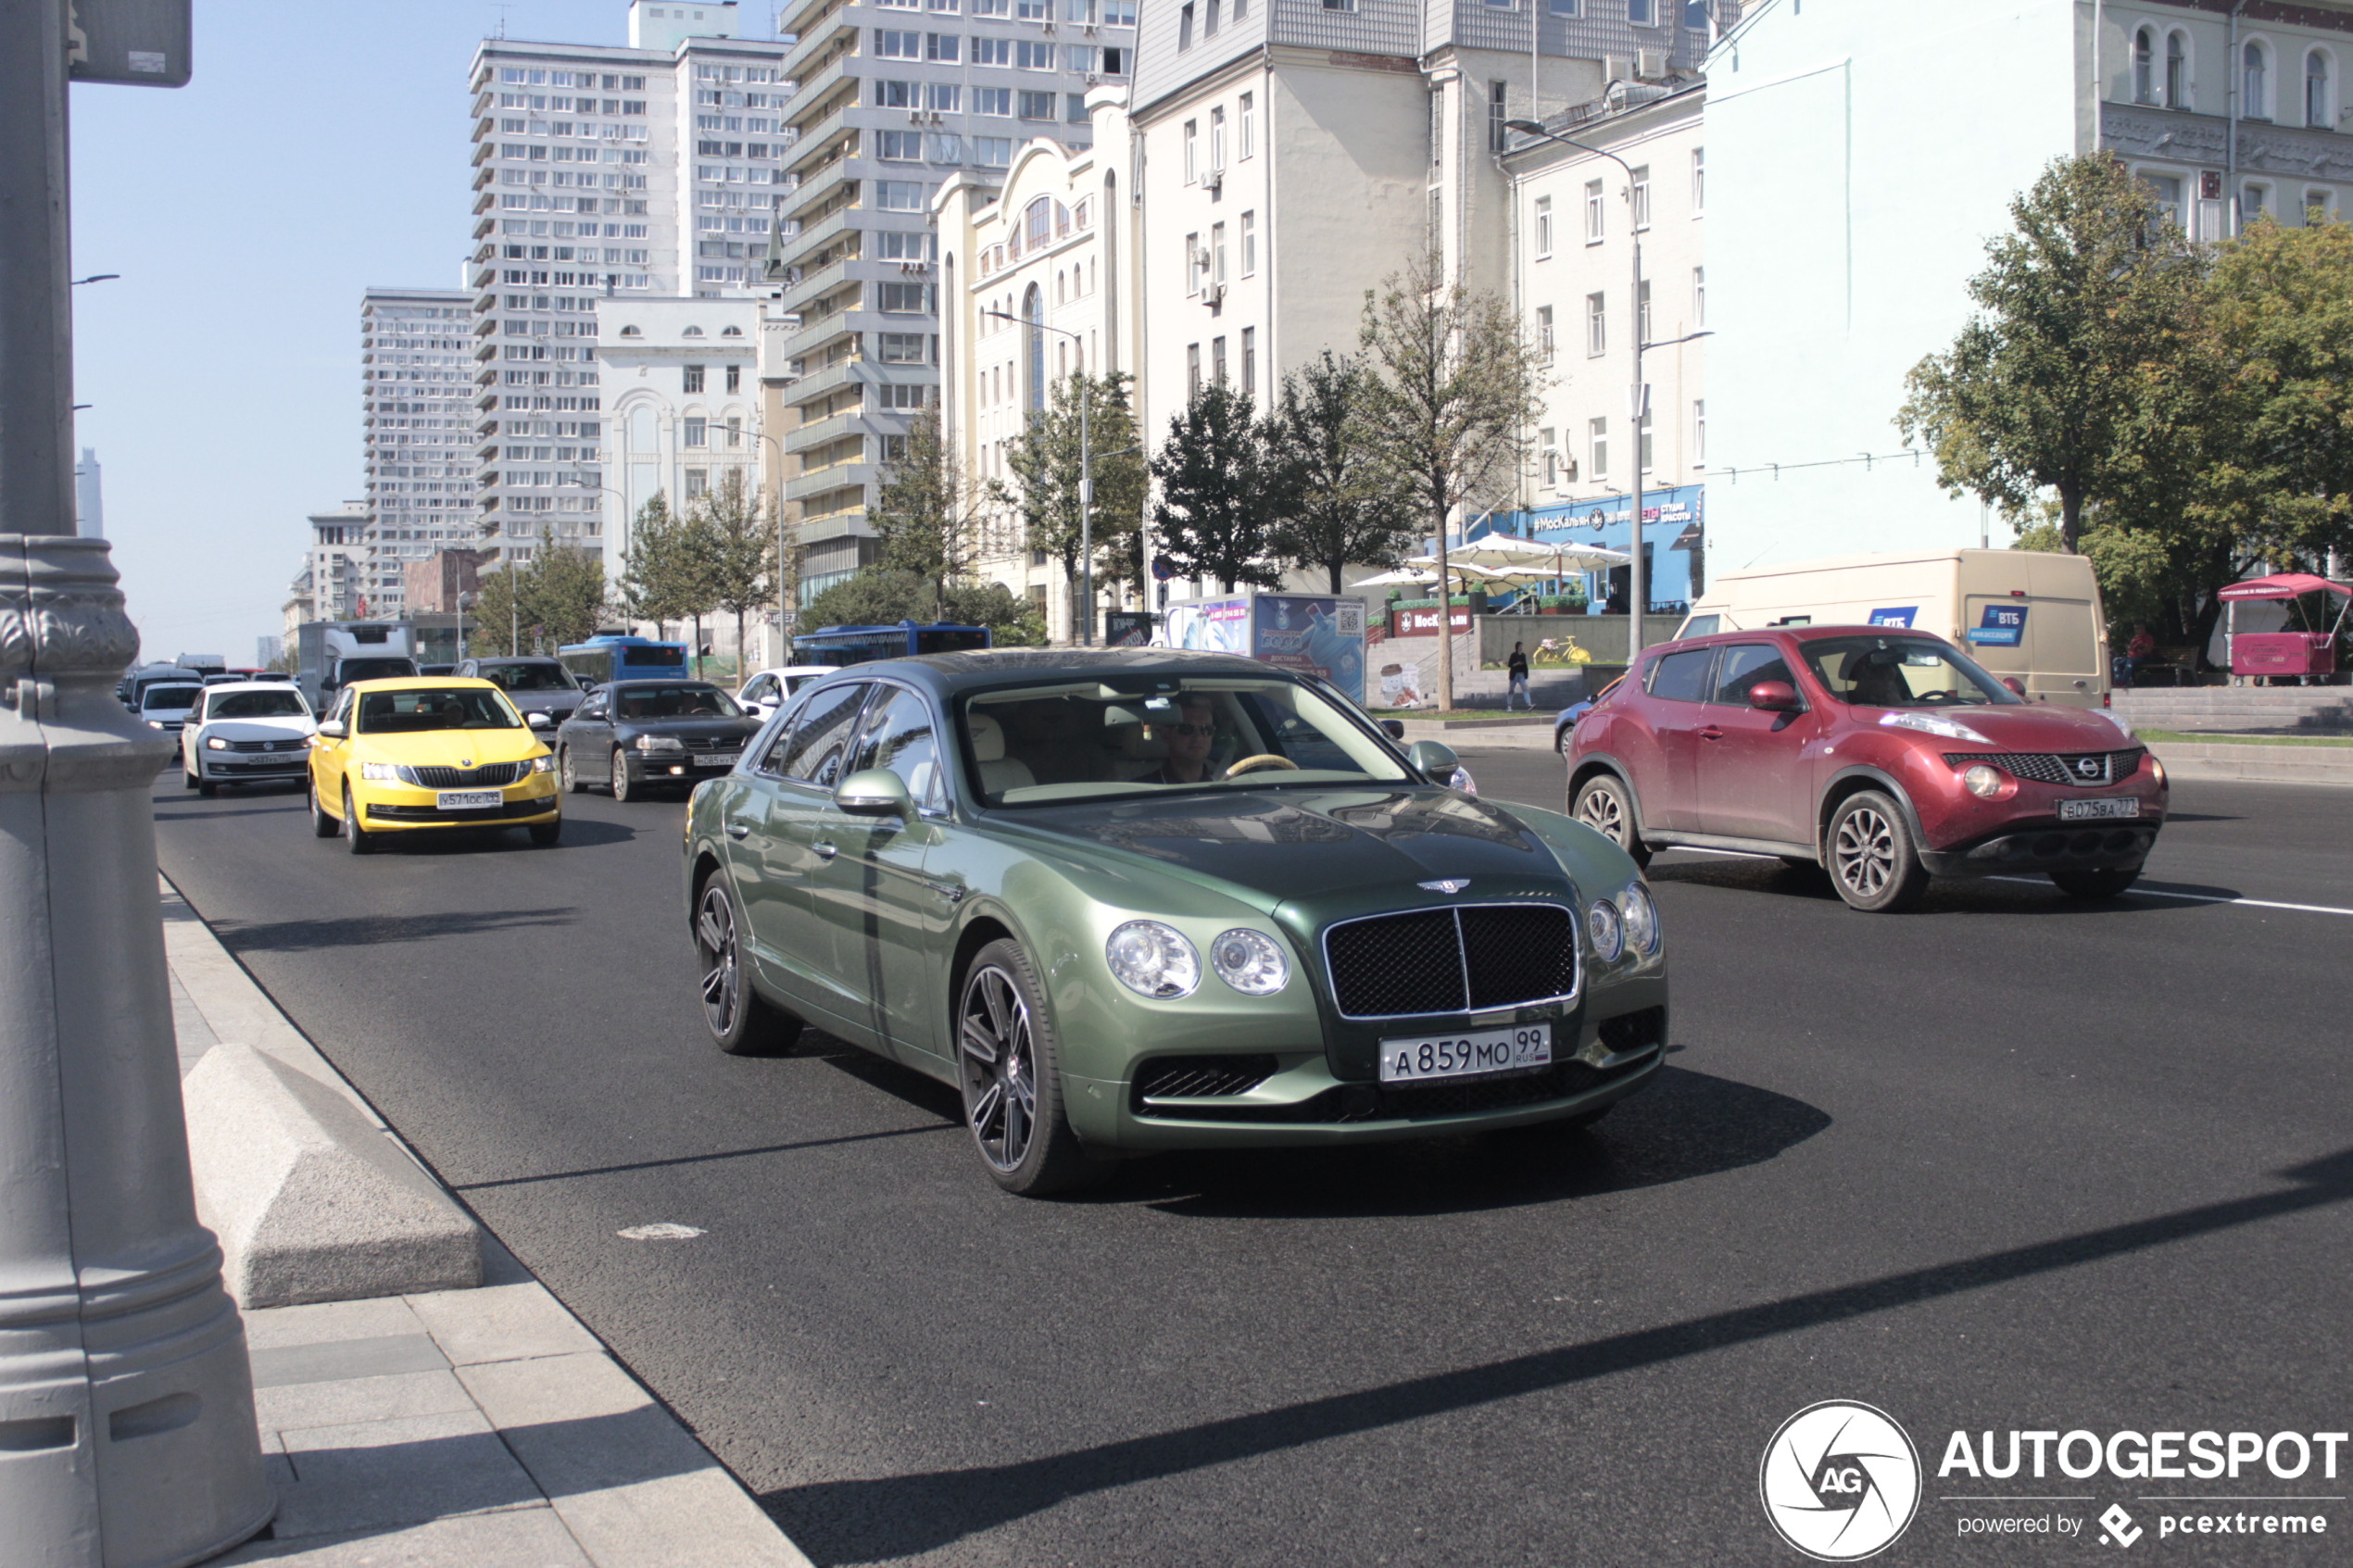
xmin=329 ymin=689 xmax=355 ymax=728
xmin=1711 ymin=644 xmax=1796 ymax=705
xmin=747 ymin=675 xmax=777 ymax=705
xmin=849 ymin=686 xmax=946 ymax=811
xmin=778 ymin=683 xmax=873 ymax=788
xmin=1646 ymin=647 xmax=1718 ymax=704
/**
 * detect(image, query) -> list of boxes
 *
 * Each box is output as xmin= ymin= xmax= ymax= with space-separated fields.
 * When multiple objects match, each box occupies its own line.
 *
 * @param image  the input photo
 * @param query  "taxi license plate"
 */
xmin=1378 ymin=1022 xmax=1551 ymax=1085
xmin=2057 ymin=797 xmax=2140 ymax=821
xmin=436 ymin=789 xmax=502 ymax=811
xmin=693 ymin=752 xmax=740 ymax=768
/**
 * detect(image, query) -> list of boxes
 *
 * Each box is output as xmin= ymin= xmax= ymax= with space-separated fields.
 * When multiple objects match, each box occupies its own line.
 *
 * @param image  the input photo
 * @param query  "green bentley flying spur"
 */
xmin=683 ymin=649 xmax=1667 ymax=1195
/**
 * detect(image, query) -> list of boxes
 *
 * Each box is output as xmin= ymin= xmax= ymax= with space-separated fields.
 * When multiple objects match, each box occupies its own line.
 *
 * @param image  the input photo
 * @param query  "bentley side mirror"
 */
xmin=2003 ymin=677 xmax=2028 ymax=696
xmin=836 ymin=767 xmax=912 ymax=818
xmin=1747 ymin=681 xmax=1801 ymax=712
xmin=316 ymin=720 xmax=346 ymax=739
xmin=526 ymin=711 xmax=551 ymax=730
xmin=1405 ymin=739 xmax=1460 ymax=777
xmin=1379 ymin=719 xmax=1406 ymax=740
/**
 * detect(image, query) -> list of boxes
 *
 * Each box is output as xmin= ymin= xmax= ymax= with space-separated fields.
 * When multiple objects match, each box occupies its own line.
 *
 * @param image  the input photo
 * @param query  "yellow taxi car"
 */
xmin=307 ymin=678 xmax=561 ymax=853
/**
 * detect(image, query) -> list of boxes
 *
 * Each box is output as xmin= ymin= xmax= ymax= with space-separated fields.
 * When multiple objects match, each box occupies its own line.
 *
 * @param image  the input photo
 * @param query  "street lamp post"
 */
xmin=984 ymin=309 xmax=1094 ymax=645
xmin=0 ymin=2 xmax=271 ymax=1557
xmin=1510 ymin=119 xmax=1656 ymax=661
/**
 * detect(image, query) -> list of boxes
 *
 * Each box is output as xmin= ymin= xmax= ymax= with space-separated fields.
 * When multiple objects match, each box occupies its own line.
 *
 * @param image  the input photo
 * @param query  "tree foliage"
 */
xmin=689 ymin=470 xmax=777 ymax=675
xmin=799 ymin=569 xmax=1048 ymax=647
xmin=871 ymin=407 xmax=999 ymax=600
xmin=1898 ymin=153 xmax=2201 ymax=552
xmin=1149 ymin=381 xmax=1288 ymax=593
xmin=464 ymin=546 xmax=605 ymax=657
xmin=610 ymin=493 xmax=705 ymax=636
xmin=1002 ymin=371 xmax=1146 ymax=637
xmin=1265 ymin=351 xmax=1419 ymax=593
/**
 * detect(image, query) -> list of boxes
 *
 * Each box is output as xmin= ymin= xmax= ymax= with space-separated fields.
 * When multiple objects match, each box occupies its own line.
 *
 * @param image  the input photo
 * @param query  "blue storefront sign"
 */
xmin=1477 ymin=484 xmax=1705 ymax=612
xmin=1969 ymin=603 xmax=2028 ymax=646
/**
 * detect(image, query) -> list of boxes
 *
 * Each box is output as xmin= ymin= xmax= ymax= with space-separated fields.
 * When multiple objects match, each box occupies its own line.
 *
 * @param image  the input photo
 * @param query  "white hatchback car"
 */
xmin=734 ymin=665 xmax=839 ymax=721
xmin=181 ymin=681 xmax=319 ymax=797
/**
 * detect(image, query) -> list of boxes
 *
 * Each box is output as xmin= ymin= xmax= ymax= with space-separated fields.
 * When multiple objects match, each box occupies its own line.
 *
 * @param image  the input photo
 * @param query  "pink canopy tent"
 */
xmin=2219 ymin=573 xmax=2352 ymax=681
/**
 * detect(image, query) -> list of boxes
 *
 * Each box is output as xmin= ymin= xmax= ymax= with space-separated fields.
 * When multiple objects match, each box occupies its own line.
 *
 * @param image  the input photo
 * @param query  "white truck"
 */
xmin=1674 ymin=548 xmax=2110 ymax=708
xmin=295 ymin=621 xmax=420 ymax=709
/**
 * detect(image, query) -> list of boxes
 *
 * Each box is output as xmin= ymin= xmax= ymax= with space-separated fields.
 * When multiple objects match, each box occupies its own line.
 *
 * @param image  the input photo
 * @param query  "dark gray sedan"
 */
xmin=455 ymin=657 xmax=585 ymax=729
xmin=555 ymin=681 xmax=761 ymax=802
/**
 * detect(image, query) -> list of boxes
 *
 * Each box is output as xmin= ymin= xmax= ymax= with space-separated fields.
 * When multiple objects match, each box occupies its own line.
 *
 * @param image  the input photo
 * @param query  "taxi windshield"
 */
xmin=358 ymin=688 xmax=521 ymax=734
xmin=959 ymin=676 xmax=1412 ymax=807
xmin=1799 ymin=636 xmax=2022 ymax=709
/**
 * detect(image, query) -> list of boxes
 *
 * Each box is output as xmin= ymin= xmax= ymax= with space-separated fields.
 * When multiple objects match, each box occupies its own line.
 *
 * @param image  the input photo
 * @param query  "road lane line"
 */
xmin=1988 ymin=877 xmax=2353 ymax=919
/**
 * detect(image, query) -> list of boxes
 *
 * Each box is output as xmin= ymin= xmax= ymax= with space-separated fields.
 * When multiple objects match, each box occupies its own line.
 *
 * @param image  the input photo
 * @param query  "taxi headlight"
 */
xmin=1105 ymin=921 xmax=1201 ymax=999
xmin=1208 ymin=928 xmax=1290 ymax=996
xmin=206 ymin=735 xmax=230 ymax=750
xmin=635 ymin=734 xmax=684 ymax=752
xmin=359 ymin=762 xmax=400 ymax=782
xmin=1960 ymin=763 xmax=2009 ymax=798
xmin=522 ymin=754 xmax=555 ymax=774
xmin=1620 ymin=882 xmax=1660 ymax=956
xmin=1587 ymin=897 xmax=1624 ymax=963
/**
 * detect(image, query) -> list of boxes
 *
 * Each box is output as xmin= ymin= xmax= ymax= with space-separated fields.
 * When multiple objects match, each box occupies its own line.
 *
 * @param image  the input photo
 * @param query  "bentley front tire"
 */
xmin=694 ymin=875 xmax=800 ymax=1056
xmin=957 ymin=939 xmax=1107 ymax=1197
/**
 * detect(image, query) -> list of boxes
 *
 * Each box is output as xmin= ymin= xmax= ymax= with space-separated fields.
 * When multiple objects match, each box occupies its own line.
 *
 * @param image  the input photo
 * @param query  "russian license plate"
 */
xmin=693 ymin=752 xmax=740 ymax=768
xmin=436 ymin=789 xmax=502 ymax=811
xmin=2057 ymin=797 xmax=2140 ymax=821
xmin=1378 ymin=1022 xmax=1552 ymax=1085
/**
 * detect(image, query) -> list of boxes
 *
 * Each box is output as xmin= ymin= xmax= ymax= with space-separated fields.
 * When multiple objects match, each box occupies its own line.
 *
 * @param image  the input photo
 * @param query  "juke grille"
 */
xmin=399 ymin=762 xmax=524 ymax=788
xmin=1943 ymin=748 xmax=2145 ymax=786
xmin=1323 ymin=904 xmax=1579 ymax=1019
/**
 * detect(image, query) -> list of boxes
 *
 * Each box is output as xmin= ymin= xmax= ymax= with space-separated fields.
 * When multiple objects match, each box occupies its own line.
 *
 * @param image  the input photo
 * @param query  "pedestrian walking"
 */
xmin=1506 ymin=642 xmax=1531 ymax=710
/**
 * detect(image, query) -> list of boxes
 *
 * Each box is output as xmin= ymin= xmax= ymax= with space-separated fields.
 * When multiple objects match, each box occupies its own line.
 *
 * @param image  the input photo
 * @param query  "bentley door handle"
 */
xmin=812 ymin=841 xmax=838 ymax=859
xmin=724 ymin=821 xmax=751 ymax=839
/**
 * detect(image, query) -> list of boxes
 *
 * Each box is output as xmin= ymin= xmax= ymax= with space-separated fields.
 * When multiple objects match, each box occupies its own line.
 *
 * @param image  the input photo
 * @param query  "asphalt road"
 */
xmin=152 ymin=759 xmax=2353 ymax=1566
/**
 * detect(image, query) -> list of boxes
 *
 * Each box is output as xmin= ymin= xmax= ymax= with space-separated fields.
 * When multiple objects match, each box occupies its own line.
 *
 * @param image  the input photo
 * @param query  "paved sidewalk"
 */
xmin=163 ymin=881 xmax=813 ymax=1568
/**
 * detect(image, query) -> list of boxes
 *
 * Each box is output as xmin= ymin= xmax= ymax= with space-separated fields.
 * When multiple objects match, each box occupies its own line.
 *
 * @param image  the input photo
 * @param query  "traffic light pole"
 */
xmin=0 ymin=0 xmax=271 ymax=1559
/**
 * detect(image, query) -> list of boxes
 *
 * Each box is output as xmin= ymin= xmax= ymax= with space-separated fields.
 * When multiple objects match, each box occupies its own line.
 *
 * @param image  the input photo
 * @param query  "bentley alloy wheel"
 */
xmin=956 ymin=939 xmax=1105 ymax=1197
xmin=694 ymin=876 xmax=799 ymax=1056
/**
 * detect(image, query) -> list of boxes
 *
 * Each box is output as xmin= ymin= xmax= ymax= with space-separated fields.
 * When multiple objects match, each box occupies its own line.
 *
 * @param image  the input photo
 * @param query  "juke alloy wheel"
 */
xmin=1571 ymin=775 xmax=1651 ymax=868
xmin=956 ymin=939 xmax=1105 ymax=1197
xmin=693 ymin=876 xmax=799 ymax=1056
xmin=1826 ymin=790 xmax=1930 ymax=913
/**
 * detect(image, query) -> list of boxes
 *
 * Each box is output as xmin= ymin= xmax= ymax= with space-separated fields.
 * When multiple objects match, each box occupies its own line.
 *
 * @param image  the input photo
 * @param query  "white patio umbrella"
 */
xmin=1353 ymin=566 xmax=1439 ymax=587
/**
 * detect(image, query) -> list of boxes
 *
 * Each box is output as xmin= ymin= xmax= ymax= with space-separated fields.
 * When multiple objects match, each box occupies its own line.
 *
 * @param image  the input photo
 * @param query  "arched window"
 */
xmin=2246 ymin=41 xmax=2271 ymax=120
xmin=2165 ymin=32 xmax=2187 ymax=108
xmin=2134 ymin=28 xmax=2155 ymax=104
xmin=1056 ymin=269 xmax=1066 ymax=305
xmin=1022 ymin=282 xmax=1044 ymax=415
xmin=619 ymin=325 xmax=642 ymax=337
xmin=683 ymin=325 xmax=705 ymax=337
xmin=721 ymin=324 xmax=744 ymax=336
xmin=1024 ymin=197 xmax=1051 ymax=253
xmin=2309 ymin=49 xmax=2332 ymax=128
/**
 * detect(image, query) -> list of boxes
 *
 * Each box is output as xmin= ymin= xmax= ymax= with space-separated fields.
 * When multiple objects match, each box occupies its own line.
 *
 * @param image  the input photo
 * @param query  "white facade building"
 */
xmin=465 ymin=3 xmax=792 ymax=567
xmin=300 ymin=502 xmax=370 ymax=622
xmin=1706 ymin=0 xmax=2353 ymax=574
xmin=938 ymin=92 xmax=1142 ymax=637
xmin=359 ymin=287 xmax=472 ymax=616
xmin=597 ymin=296 xmax=764 ymax=561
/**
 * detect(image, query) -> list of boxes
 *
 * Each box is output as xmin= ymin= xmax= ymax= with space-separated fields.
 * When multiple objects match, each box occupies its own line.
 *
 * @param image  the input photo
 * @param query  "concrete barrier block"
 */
xmin=184 ymin=1043 xmax=481 ymax=1308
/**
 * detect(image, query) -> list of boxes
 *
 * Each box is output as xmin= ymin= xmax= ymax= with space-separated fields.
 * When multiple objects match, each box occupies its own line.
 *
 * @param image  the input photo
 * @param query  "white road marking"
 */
xmin=616 ymin=1223 xmax=706 ymax=1240
xmin=1986 ymin=877 xmax=2353 ymax=919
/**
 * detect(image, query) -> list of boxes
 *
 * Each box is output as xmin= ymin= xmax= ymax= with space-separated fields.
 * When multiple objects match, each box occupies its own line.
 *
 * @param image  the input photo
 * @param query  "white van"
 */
xmin=1675 ymin=548 xmax=2110 ymax=708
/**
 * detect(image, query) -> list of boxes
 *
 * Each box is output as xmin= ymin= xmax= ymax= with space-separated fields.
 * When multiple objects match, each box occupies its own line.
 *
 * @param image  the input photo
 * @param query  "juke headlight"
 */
xmin=1209 ymin=927 xmax=1290 ymax=996
xmin=1105 ymin=920 xmax=1201 ymax=999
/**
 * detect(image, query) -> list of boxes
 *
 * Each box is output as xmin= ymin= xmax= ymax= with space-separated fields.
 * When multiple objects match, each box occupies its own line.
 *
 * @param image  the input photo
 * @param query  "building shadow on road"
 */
xmin=207 ymin=906 xmax=577 ymax=955
xmin=757 ymin=1145 xmax=2353 ymax=1567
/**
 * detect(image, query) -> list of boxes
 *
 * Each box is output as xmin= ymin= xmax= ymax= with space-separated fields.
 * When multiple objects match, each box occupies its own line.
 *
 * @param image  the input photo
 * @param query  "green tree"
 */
xmin=1897 ymin=152 xmax=2203 ymax=553
xmin=1266 ymin=351 xmax=1417 ymax=593
xmin=871 ymin=407 xmax=997 ymax=601
xmin=1357 ymin=249 xmax=1547 ymax=709
xmin=1003 ymin=371 xmax=1145 ymax=639
xmin=462 ymin=547 xmax=604 ymax=657
xmin=689 ymin=470 xmax=777 ymax=681
xmin=1150 ymin=381 xmax=1288 ymax=594
xmin=611 ymin=494 xmax=687 ymax=637
xmin=800 ymin=569 xmax=1047 ymax=647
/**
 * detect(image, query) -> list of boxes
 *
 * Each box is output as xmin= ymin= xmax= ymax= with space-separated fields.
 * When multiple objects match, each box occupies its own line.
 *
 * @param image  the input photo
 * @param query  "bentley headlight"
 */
xmin=359 ymin=762 xmax=400 ymax=782
xmin=1587 ymin=897 xmax=1624 ymax=963
xmin=1620 ymin=882 xmax=1659 ymax=956
xmin=635 ymin=734 xmax=684 ymax=752
xmin=206 ymin=735 xmax=230 ymax=750
xmin=1106 ymin=920 xmax=1201 ymax=999
xmin=1209 ymin=927 xmax=1289 ymax=996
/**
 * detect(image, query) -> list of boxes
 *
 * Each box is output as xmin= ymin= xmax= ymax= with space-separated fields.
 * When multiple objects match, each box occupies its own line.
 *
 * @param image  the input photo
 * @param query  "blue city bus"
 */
xmin=791 ymin=621 xmax=991 ymax=667
xmin=556 ymin=634 xmax=691 ymax=688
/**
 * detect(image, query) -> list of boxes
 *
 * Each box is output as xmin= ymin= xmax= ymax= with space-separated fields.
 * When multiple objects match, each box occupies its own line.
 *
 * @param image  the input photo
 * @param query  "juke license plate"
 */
xmin=2057 ymin=797 xmax=2140 ymax=821
xmin=693 ymin=753 xmax=740 ymax=768
xmin=1378 ymin=1022 xmax=1552 ymax=1085
xmin=436 ymin=789 xmax=503 ymax=810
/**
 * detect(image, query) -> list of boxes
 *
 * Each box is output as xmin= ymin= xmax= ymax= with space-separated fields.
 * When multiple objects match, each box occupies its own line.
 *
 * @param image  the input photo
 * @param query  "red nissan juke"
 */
xmin=1563 ymin=626 xmax=2167 ymax=912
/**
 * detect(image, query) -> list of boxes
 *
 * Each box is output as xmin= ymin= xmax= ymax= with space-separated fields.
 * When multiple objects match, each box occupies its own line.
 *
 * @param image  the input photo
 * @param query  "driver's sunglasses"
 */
xmin=1161 ymin=721 xmax=1217 ymax=737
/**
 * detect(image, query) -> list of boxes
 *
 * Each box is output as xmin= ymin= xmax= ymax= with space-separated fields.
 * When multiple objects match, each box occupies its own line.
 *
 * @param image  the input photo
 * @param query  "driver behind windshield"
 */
xmin=1144 ymin=695 xmax=1218 ymax=784
xmin=1798 ymin=636 xmax=2021 ymax=709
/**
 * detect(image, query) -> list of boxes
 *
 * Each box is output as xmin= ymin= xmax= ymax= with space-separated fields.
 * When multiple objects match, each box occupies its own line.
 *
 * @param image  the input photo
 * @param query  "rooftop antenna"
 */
xmin=492 ymin=0 xmax=511 ymax=38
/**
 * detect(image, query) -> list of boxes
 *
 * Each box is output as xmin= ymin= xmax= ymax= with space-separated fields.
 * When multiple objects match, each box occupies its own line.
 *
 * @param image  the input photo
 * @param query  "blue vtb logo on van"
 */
xmin=1968 ymin=604 xmax=2029 ymax=646
xmin=1868 ymin=607 xmax=1917 ymax=627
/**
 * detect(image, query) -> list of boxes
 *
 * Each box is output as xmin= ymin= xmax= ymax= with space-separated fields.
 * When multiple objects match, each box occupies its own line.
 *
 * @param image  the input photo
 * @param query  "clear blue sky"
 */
xmin=69 ymin=1 xmax=786 ymax=664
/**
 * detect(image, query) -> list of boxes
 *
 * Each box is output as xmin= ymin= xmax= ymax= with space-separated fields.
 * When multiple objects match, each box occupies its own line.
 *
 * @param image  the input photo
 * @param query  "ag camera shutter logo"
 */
xmin=1760 ymin=1400 xmax=1922 ymax=1561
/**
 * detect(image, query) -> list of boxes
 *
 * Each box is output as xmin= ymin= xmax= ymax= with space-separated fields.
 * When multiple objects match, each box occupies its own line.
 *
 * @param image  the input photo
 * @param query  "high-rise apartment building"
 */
xmin=769 ymin=0 xmax=1129 ymax=599
xmin=359 ymin=287 xmax=472 ymax=617
xmin=465 ymin=2 xmax=793 ymax=569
